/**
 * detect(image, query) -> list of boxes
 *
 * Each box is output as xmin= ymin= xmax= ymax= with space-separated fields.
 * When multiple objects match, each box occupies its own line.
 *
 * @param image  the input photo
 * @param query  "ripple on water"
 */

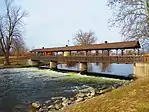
xmin=0 ymin=68 xmax=125 ymax=112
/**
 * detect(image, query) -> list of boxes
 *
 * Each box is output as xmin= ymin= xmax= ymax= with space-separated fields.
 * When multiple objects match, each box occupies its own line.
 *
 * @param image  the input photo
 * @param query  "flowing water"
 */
xmin=0 ymin=64 xmax=131 ymax=112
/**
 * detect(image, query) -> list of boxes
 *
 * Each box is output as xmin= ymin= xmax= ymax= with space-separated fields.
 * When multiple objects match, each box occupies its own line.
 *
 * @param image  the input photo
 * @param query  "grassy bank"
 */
xmin=66 ymin=77 xmax=149 ymax=112
xmin=0 ymin=56 xmax=30 ymax=68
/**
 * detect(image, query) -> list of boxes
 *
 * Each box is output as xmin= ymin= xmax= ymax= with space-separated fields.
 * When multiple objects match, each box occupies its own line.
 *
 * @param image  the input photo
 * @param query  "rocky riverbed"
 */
xmin=31 ymin=81 xmax=132 ymax=112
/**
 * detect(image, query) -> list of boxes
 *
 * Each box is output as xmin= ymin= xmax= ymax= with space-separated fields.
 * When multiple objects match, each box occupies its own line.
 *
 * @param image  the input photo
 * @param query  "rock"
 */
xmin=111 ymin=86 xmax=115 ymax=90
xmin=54 ymin=100 xmax=60 ymax=104
xmin=42 ymin=105 xmax=48 ymax=109
xmin=62 ymin=97 xmax=67 ymax=102
xmin=86 ymin=93 xmax=90 ymax=97
xmin=60 ymin=107 xmax=65 ymax=111
xmin=90 ymin=91 xmax=95 ymax=96
xmin=76 ymin=93 xmax=86 ymax=98
xmin=55 ymin=103 xmax=63 ymax=110
xmin=67 ymin=99 xmax=73 ymax=104
xmin=62 ymin=101 xmax=68 ymax=107
xmin=70 ymin=97 xmax=75 ymax=101
xmin=48 ymin=105 xmax=55 ymax=110
xmin=99 ymin=90 xmax=103 ymax=94
xmin=62 ymin=98 xmax=72 ymax=104
xmin=38 ymin=108 xmax=44 ymax=112
xmin=32 ymin=101 xmax=41 ymax=109
xmin=76 ymin=97 xmax=84 ymax=102
xmin=61 ymin=98 xmax=72 ymax=107
xmin=85 ymin=95 xmax=93 ymax=99
xmin=45 ymin=100 xmax=51 ymax=104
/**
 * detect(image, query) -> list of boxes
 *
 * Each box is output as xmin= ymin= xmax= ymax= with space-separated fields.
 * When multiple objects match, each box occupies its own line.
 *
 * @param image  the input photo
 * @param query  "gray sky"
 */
xmin=0 ymin=0 xmax=123 ymax=49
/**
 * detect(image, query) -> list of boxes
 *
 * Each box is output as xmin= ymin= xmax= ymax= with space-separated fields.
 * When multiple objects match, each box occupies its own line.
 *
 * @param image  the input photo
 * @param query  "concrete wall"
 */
xmin=50 ymin=61 xmax=57 ymax=70
xmin=79 ymin=62 xmax=87 ymax=73
xmin=134 ymin=63 xmax=149 ymax=78
xmin=27 ymin=59 xmax=39 ymax=67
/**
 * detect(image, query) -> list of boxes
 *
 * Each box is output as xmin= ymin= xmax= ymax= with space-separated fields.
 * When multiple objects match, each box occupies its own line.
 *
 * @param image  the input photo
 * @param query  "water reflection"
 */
xmin=58 ymin=63 xmax=133 ymax=76
xmin=65 ymin=62 xmax=78 ymax=68
xmin=60 ymin=62 xmax=112 ymax=72
xmin=95 ymin=62 xmax=111 ymax=72
xmin=88 ymin=63 xmax=93 ymax=72
xmin=63 ymin=62 xmax=112 ymax=73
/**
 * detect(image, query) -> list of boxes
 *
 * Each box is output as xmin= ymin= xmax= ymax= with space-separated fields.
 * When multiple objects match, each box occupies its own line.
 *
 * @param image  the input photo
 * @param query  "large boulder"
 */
xmin=32 ymin=101 xmax=41 ymax=109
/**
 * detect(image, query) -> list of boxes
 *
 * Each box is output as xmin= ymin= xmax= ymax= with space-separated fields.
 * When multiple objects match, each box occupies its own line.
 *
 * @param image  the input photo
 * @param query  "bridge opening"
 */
xmin=29 ymin=41 xmax=149 ymax=79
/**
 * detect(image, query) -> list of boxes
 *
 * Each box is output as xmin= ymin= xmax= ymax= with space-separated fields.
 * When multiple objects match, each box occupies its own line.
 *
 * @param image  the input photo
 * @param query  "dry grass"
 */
xmin=66 ymin=77 xmax=149 ymax=112
xmin=0 ymin=56 xmax=30 ymax=68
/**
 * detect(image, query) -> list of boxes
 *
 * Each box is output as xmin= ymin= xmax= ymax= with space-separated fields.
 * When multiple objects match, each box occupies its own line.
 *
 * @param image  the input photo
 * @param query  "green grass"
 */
xmin=66 ymin=77 xmax=149 ymax=112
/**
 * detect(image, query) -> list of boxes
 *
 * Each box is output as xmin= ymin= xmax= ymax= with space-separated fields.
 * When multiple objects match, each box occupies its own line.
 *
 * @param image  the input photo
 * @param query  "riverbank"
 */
xmin=31 ymin=80 xmax=131 ymax=112
xmin=0 ymin=56 xmax=30 ymax=69
xmin=30 ymin=71 xmax=131 ymax=112
xmin=65 ymin=76 xmax=149 ymax=112
xmin=0 ymin=64 xmax=32 ymax=69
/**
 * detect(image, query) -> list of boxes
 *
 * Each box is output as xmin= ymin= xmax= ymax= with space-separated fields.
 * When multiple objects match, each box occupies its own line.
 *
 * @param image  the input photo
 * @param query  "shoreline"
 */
xmin=0 ymin=64 xmax=35 ymax=69
xmin=65 ymin=76 xmax=149 ymax=112
xmin=31 ymin=80 xmax=131 ymax=112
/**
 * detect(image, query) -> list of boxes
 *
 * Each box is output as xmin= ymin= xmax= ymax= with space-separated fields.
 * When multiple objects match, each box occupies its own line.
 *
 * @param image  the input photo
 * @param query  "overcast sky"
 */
xmin=0 ymin=0 xmax=123 ymax=49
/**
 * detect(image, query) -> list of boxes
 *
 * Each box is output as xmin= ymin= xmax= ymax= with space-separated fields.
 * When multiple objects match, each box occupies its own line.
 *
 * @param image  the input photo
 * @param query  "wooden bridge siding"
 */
xmin=31 ymin=56 xmax=145 ymax=64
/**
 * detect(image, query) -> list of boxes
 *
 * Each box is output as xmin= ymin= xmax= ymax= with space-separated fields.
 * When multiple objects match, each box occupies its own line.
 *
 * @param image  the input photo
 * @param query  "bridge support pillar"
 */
xmin=133 ymin=63 xmax=149 ymax=78
xmin=79 ymin=62 xmax=87 ymax=73
xmin=27 ymin=59 xmax=39 ymax=67
xmin=50 ymin=61 xmax=57 ymax=70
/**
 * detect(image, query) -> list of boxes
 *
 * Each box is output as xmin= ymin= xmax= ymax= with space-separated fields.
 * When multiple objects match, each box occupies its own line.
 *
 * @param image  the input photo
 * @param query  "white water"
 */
xmin=0 ymin=68 xmax=126 ymax=112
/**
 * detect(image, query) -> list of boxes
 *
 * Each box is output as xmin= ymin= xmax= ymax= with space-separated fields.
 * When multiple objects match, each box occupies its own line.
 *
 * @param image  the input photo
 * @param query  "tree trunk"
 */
xmin=4 ymin=51 xmax=10 ymax=65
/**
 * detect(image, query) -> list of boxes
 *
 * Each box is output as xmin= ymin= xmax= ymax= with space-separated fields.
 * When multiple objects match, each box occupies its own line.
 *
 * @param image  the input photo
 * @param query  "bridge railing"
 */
xmin=31 ymin=55 xmax=145 ymax=64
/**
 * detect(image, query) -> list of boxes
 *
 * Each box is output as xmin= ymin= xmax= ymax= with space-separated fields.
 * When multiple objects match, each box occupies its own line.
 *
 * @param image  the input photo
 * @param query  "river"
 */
xmin=58 ymin=63 xmax=133 ymax=76
xmin=0 ymin=64 xmax=131 ymax=112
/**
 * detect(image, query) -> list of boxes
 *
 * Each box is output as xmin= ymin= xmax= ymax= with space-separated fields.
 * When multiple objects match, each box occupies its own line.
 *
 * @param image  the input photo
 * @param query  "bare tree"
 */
xmin=11 ymin=37 xmax=28 ymax=64
xmin=0 ymin=0 xmax=27 ymax=65
xmin=107 ymin=0 xmax=149 ymax=42
xmin=73 ymin=30 xmax=97 ymax=45
xmin=125 ymin=49 xmax=136 ymax=55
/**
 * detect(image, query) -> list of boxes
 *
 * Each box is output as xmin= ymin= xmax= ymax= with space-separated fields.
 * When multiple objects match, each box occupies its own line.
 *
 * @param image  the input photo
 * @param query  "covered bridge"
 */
xmin=31 ymin=41 xmax=141 ymax=56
